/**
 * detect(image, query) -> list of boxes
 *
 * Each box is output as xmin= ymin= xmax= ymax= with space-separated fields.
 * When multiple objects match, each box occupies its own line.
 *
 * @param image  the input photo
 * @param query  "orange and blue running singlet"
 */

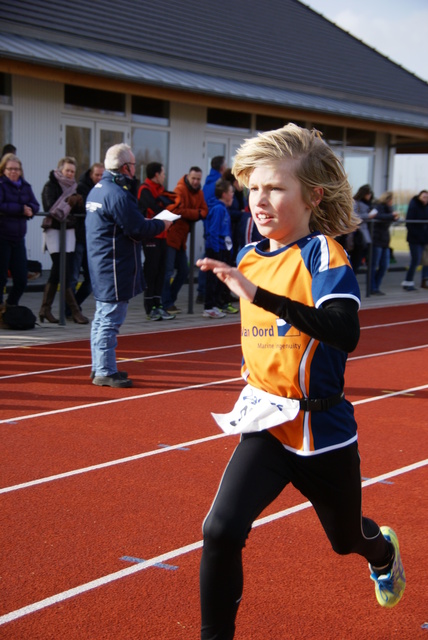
xmin=237 ymin=232 xmax=361 ymax=456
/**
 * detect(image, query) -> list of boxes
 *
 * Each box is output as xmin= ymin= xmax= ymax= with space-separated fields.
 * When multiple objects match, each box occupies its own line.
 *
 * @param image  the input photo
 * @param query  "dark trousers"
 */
xmin=0 ymin=237 xmax=28 ymax=305
xmin=47 ymin=252 xmax=74 ymax=288
xmin=200 ymin=432 xmax=391 ymax=640
xmin=143 ymin=238 xmax=167 ymax=313
xmin=162 ymin=245 xmax=189 ymax=309
xmin=204 ymin=248 xmax=232 ymax=310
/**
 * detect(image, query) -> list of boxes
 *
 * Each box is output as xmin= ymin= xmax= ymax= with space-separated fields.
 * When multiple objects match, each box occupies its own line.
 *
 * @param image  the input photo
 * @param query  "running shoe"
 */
xmin=369 ymin=526 xmax=406 ymax=608
xmin=147 ymin=307 xmax=162 ymax=321
xmin=157 ymin=307 xmax=175 ymax=320
xmin=202 ymin=307 xmax=226 ymax=319
xmin=222 ymin=302 xmax=239 ymax=314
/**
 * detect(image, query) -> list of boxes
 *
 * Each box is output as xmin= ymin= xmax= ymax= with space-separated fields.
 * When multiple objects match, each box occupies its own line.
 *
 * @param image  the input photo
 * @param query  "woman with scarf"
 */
xmin=40 ymin=156 xmax=88 ymax=324
xmin=0 ymin=153 xmax=39 ymax=314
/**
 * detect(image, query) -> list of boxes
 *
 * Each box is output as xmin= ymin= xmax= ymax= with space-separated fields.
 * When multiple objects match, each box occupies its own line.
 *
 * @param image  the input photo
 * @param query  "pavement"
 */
xmin=1 ymin=251 xmax=427 ymax=349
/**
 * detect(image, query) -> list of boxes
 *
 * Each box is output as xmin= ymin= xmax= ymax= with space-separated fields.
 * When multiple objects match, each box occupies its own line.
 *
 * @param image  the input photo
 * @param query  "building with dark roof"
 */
xmin=1 ymin=0 xmax=427 ymax=265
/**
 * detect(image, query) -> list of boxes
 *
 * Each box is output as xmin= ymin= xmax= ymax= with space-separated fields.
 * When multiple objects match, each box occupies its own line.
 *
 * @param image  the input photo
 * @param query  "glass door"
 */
xmin=63 ymin=118 xmax=128 ymax=176
xmin=205 ymin=135 xmax=246 ymax=174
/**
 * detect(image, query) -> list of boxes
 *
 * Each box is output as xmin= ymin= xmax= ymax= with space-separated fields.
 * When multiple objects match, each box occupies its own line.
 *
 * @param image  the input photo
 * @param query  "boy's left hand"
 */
xmin=196 ymin=258 xmax=257 ymax=302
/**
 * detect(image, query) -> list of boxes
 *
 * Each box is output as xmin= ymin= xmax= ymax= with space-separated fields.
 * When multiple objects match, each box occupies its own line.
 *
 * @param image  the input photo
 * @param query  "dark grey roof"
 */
xmin=1 ymin=0 xmax=428 ymax=129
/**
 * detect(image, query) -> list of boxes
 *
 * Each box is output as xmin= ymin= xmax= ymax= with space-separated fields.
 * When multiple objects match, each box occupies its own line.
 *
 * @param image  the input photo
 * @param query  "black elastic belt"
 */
xmin=299 ymin=391 xmax=344 ymax=412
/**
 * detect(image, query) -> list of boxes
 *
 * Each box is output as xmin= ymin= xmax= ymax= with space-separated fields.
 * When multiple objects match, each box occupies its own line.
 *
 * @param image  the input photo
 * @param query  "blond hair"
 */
xmin=232 ymin=123 xmax=360 ymax=236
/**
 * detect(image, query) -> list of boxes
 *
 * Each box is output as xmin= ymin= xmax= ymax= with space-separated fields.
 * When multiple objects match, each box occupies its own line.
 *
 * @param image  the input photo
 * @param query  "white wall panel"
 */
xmin=12 ymin=75 xmax=63 ymax=267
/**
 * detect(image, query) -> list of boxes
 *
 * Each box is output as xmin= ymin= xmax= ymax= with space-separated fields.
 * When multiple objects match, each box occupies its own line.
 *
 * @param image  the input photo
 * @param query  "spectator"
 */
xmin=198 ymin=156 xmax=228 ymax=303
xmin=370 ymin=191 xmax=400 ymax=295
xmin=40 ymin=156 xmax=88 ymax=324
xmin=350 ymin=184 xmax=377 ymax=274
xmin=1 ymin=144 xmax=17 ymax=159
xmin=223 ymin=168 xmax=248 ymax=261
xmin=202 ymin=178 xmax=239 ymax=318
xmin=401 ymin=189 xmax=428 ymax=291
xmin=203 ymin=155 xmax=227 ymax=207
xmin=162 ymin=166 xmax=208 ymax=313
xmin=86 ymin=144 xmax=171 ymax=388
xmin=68 ymin=162 xmax=104 ymax=314
xmin=138 ymin=162 xmax=176 ymax=320
xmin=236 ymin=205 xmax=264 ymax=254
xmin=0 ymin=153 xmax=39 ymax=314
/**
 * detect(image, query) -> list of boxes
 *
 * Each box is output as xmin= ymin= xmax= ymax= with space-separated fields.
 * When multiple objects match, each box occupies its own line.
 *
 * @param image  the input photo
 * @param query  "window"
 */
xmin=207 ymin=108 xmax=251 ymax=131
xmin=131 ymin=96 xmax=170 ymax=126
xmin=313 ymin=123 xmax=344 ymax=147
xmin=346 ymin=128 xmax=376 ymax=148
xmin=0 ymin=73 xmax=12 ymax=105
xmin=256 ymin=115 xmax=304 ymax=131
xmin=64 ymin=85 xmax=125 ymax=116
xmin=131 ymin=128 xmax=169 ymax=184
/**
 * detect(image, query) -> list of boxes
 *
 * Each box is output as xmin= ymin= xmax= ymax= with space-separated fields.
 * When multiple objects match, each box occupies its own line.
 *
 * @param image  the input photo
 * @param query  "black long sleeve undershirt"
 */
xmin=252 ymin=287 xmax=360 ymax=353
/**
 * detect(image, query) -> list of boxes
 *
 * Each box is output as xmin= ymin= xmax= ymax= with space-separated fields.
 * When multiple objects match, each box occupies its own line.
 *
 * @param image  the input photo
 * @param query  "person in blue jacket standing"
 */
xmin=86 ymin=143 xmax=171 ymax=388
xmin=202 ymin=178 xmax=239 ymax=318
xmin=0 ymin=153 xmax=39 ymax=313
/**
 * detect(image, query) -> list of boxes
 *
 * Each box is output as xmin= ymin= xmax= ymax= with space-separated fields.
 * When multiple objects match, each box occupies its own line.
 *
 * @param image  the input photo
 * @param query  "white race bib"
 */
xmin=212 ymin=384 xmax=300 ymax=435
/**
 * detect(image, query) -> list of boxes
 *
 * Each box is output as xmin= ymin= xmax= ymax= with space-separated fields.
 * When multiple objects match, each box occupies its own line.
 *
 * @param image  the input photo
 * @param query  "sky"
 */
xmin=301 ymin=0 xmax=428 ymax=193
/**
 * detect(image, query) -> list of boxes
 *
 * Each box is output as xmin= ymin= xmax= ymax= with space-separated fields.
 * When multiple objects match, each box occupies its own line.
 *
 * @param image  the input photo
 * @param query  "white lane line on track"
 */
xmin=0 ymin=376 xmax=242 ymax=426
xmin=1 ymin=457 xmax=427 ymax=627
xmin=1 ymin=315 xmax=427 ymax=380
xmin=1 ymin=381 xmax=428 ymax=495
xmin=0 ymin=343 xmax=241 ymax=380
xmin=1 ymin=341 xmax=427 ymax=425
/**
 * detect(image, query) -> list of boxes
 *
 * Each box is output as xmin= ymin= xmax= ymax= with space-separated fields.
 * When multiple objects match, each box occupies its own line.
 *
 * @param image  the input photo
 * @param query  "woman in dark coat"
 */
xmin=0 ymin=153 xmax=39 ymax=312
xmin=401 ymin=190 xmax=428 ymax=290
xmin=370 ymin=191 xmax=400 ymax=295
xmin=40 ymin=156 xmax=88 ymax=323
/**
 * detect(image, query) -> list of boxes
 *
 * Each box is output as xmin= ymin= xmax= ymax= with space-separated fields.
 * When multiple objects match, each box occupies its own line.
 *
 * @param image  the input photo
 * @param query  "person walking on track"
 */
xmin=197 ymin=123 xmax=406 ymax=640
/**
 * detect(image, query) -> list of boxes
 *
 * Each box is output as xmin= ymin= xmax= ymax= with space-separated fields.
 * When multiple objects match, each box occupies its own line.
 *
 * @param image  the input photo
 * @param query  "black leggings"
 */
xmin=200 ymin=431 xmax=391 ymax=640
xmin=47 ymin=252 xmax=73 ymax=288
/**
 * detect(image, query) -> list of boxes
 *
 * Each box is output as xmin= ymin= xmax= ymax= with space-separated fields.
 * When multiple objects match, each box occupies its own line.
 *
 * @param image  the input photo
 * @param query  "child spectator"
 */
xmin=202 ymin=179 xmax=239 ymax=318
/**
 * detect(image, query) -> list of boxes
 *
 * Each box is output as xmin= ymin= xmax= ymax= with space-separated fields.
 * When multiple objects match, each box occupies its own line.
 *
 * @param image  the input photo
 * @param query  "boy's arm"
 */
xmin=196 ymin=257 xmax=359 ymax=353
xmin=253 ymin=287 xmax=359 ymax=353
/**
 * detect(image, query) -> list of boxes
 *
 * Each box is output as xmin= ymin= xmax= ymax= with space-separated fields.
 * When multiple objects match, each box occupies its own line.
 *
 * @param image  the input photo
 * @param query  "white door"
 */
xmin=62 ymin=118 xmax=128 ymax=176
xmin=205 ymin=134 xmax=246 ymax=174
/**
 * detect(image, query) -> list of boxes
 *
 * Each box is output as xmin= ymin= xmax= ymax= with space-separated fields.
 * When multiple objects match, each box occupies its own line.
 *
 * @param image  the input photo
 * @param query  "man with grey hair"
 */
xmin=86 ymin=143 xmax=172 ymax=388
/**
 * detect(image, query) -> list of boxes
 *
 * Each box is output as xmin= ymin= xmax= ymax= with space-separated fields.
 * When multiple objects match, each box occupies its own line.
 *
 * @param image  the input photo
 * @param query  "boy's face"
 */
xmin=248 ymin=160 xmax=313 ymax=250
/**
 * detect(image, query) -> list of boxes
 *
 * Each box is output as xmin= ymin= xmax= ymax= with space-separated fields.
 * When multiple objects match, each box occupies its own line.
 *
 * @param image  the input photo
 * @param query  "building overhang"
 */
xmin=1 ymin=33 xmax=428 ymax=140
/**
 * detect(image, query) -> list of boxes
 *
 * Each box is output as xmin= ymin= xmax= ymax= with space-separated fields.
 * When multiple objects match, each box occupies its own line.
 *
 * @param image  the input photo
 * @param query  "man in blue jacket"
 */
xmin=86 ymin=143 xmax=171 ymax=388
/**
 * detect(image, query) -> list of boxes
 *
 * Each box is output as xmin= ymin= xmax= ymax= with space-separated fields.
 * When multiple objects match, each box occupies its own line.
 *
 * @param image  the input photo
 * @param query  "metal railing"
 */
xmin=35 ymin=212 xmax=200 ymax=324
xmin=34 ymin=215 xmax=426 ymax=321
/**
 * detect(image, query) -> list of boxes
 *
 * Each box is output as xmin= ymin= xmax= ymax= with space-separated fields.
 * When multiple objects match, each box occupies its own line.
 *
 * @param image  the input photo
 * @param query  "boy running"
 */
xmin=197 ymin=123 xmax=405 ymax=640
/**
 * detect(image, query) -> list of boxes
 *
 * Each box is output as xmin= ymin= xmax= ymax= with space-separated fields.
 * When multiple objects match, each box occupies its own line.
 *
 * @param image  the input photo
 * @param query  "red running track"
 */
xmin=0 ymin=304 xmax=427 ymax=639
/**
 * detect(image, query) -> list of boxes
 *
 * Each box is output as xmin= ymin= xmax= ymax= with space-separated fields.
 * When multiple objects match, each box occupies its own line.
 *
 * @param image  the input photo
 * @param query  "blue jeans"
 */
xmin=91 ymin=300 xmax=128 ymax=376
xmin=0 ymin=237 xmax=28 ymax=305
xmin=371 ymin=245 xmax=390 ymax=292
xmin=162 ymin=245 xmax=189 ymax=308
xmin=404 ymin=243 xmax=428 ymax=284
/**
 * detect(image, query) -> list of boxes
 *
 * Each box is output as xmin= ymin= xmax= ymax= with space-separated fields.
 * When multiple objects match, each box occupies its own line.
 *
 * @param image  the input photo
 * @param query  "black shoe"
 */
xmin=90 ymin=370 xmax=128 ymax=380
xmin=92 ymin=373 xmax=133 ymax=388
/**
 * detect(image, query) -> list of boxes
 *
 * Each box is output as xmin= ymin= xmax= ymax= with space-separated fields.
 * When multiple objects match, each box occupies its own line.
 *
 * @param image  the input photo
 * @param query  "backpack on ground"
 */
xmin=2 ymin=305 xmax=37 ymax=330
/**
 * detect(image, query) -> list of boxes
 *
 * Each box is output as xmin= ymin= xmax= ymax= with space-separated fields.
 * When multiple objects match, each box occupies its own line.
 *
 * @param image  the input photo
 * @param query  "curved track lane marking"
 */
xmin=1 ymin=381 xmax=427 ymax=494
xmin=1 ymin=458 xmax=427 ymax=627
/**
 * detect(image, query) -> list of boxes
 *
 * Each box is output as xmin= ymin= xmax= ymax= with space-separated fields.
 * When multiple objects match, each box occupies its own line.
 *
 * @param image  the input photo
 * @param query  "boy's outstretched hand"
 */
xmin=197 ymin=258 xmax=257 ymax=302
